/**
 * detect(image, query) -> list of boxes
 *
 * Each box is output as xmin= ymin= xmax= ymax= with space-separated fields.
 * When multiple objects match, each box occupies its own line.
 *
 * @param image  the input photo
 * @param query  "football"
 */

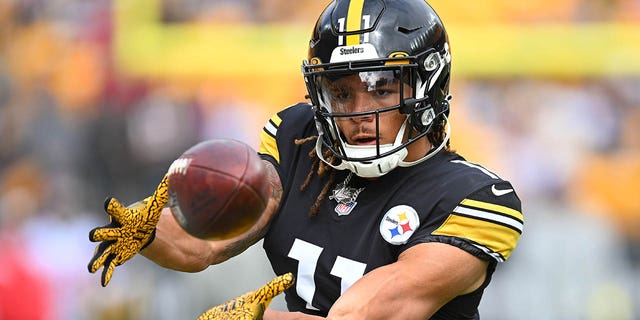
xmin=167 ymin=139 xmax=270 ymax=240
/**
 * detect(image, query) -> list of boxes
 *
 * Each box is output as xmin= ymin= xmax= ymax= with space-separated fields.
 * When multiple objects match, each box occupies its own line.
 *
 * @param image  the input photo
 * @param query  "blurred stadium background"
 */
xmin=1 ymin=0 xmax=639 ymax=319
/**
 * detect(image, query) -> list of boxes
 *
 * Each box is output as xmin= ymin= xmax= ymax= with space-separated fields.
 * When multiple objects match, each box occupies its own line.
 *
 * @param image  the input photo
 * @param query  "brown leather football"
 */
xmin=167 ymin=139 xmax=269 ymax=240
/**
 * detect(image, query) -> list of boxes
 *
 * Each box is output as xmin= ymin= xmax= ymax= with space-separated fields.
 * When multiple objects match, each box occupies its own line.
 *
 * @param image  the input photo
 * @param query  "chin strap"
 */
xmin=315 ymin=115 xmax=449 ymax=177
xmin=316 ymin=119 xmax=410 ymax=178
xmin=398 ymin=114 xmax=451 ymax=168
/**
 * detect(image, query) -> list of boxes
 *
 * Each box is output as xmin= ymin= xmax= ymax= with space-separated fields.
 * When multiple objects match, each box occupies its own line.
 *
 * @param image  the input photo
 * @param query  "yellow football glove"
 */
xmin=88 ymin=174 xmax=169 ymax=287
xmin=198 ymin=273 xmax=295 ymax=320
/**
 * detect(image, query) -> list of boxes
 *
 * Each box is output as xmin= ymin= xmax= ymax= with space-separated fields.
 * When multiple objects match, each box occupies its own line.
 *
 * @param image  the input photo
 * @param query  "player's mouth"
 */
xmin=350 ymin=134 xmax=378 ymax=145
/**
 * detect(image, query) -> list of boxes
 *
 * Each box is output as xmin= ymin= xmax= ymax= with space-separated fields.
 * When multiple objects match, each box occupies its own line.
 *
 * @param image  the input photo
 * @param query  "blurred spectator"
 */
xmin=0 ymin=159 xmax=54 ymax=320
xmin=0 ymin=231 xmax=53 ymax=320
xmin=480 ymin=203 xmax=636 ymax=320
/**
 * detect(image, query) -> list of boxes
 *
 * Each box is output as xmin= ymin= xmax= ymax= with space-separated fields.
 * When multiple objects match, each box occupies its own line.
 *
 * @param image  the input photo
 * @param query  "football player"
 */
xmin=88 ymin=0 xmax=524 ymax=319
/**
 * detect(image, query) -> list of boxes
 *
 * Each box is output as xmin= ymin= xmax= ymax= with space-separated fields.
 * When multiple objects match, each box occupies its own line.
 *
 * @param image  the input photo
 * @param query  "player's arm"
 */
xmin=88 ymin=160 xmax=282 ymax=285
xmin=327 ymin=182 xmax=523 ymax=319
xmin=141 ymin=160 xmax=283 ymax=272
xmin=325 ymin=242 xmax=488 ymax=320
xmin=260 ymin=243 xmax=487 ymax=320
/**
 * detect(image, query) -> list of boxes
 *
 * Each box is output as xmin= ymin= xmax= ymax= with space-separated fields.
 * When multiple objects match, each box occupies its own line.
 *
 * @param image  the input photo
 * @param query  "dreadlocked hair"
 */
xmin=426 ymin=116 xmax=454 ymax=153
xmin=294 ymin=136 xmax=337 ymax=218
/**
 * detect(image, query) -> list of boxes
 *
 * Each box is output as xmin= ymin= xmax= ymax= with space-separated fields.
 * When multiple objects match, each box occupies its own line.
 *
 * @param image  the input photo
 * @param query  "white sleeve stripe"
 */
xmin=471 ymin=243 xmax=505 ymax=262
xmin=454 ymin=206 xmax=524 ymax=233
xmin=265 ymin=121 xmax=278 ymax=137
xmin=450 ymin=160 xmax=499 ymax=179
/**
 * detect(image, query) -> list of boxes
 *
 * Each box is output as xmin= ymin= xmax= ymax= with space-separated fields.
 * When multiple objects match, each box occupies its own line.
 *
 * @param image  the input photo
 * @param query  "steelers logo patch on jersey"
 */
xmin=379 ymin=205 xmax=420 ymax=245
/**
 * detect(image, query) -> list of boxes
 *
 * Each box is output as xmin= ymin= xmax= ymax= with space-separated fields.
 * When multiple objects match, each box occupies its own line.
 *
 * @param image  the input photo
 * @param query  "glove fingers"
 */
xmin=88 ymin=241 xmax=114 ymax=273
xmin=196 ymin=274 xmax=294 ymax=320
xmin=104 ymin=197 xmax=129 ymax=222
xmin=101 ymin=253 xmax=118 ymax=287
xmin=88 ymin=223 xmax=109 ymax=242
xmin=250 ymin=303 xmax=267 ymax=320
xmin=251 ymin=273 xmax=295 ymax=304
xmin=89 ymin=226 xmax=122 ymax=242
xmin=148 ymin=174 xmax=170 ymax=214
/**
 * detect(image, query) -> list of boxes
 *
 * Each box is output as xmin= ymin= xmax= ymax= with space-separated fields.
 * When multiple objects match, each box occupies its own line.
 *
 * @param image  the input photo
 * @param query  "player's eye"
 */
xmin=329 ymin=87 xmax=351 ymax=101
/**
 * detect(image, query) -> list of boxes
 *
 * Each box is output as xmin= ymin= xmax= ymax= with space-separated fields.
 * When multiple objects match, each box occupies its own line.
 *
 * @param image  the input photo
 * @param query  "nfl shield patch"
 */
xmin=335 ymin=202 xmax=357 ymax=216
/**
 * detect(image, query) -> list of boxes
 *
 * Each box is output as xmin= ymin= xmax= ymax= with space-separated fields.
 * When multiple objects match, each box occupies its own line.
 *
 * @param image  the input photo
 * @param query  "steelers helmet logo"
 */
xmin=388 ymin=51 xmax=409 ymax=58
xmin=379 ymin=205 xmax=420 ymax=245
xmin=386 ymin=51 xmax=410 ymax=66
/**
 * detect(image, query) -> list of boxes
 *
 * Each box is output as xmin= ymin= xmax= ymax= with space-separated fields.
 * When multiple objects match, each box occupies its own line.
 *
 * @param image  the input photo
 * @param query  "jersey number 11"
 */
xmin=288 ymin=238 xmax=367 ymax=311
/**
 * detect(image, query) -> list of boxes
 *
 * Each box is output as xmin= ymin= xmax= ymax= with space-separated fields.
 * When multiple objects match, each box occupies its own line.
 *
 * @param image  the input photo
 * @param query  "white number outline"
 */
xmin=288 ymin=238 xmax=367 ymax=311
xmin=337 ymin=15 xmax=371 ymax=46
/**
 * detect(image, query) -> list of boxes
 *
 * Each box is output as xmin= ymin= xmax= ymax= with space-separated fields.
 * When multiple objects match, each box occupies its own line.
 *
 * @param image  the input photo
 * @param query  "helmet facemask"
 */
xmin=303 ymin=51 xmax=449 ymax=178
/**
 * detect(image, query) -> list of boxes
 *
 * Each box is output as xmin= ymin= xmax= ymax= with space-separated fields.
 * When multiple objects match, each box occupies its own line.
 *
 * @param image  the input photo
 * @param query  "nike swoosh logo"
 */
xmin=491 ymin=184 xmax=514 ymax=196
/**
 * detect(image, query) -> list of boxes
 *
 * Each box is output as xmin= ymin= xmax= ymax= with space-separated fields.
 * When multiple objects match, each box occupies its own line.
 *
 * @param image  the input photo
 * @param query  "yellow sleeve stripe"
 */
xmin=258 ymin=114 xmax=282 ymax=164
xmin=432 ymin=197 xmax=524 ymax=262
xmin=432 ymin=214 xmax=521 ymax=261
xmin=461 ymin=198 xmax=524 ymax=223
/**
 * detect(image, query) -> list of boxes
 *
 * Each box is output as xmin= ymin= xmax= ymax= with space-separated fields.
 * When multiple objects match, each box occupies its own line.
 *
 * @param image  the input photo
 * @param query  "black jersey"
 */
xmin=258 ymin=103 xmax=523 ymax=319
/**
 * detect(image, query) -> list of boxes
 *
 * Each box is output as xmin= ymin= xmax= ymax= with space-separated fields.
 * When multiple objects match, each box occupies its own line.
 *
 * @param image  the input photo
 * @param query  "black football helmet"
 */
xmin=302 ymin=0 xmax=452 ymax=178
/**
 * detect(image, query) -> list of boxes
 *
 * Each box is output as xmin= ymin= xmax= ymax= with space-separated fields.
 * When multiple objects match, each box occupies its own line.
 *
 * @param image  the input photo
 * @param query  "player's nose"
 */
xmin=349 ymin=94 xmax=375 ymax=123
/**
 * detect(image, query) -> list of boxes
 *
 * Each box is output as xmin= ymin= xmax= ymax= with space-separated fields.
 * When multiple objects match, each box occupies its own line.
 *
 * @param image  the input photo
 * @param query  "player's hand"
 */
xmin=87 ymin=174 xmax=169 ymax=287
xmin=197 ymin=273 xmax=294 ymax=320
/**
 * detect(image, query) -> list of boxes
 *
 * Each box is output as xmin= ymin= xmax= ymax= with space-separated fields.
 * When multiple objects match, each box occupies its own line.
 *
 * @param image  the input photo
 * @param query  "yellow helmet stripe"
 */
xmin=346 ymin=0 xmax=365 ymax=45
